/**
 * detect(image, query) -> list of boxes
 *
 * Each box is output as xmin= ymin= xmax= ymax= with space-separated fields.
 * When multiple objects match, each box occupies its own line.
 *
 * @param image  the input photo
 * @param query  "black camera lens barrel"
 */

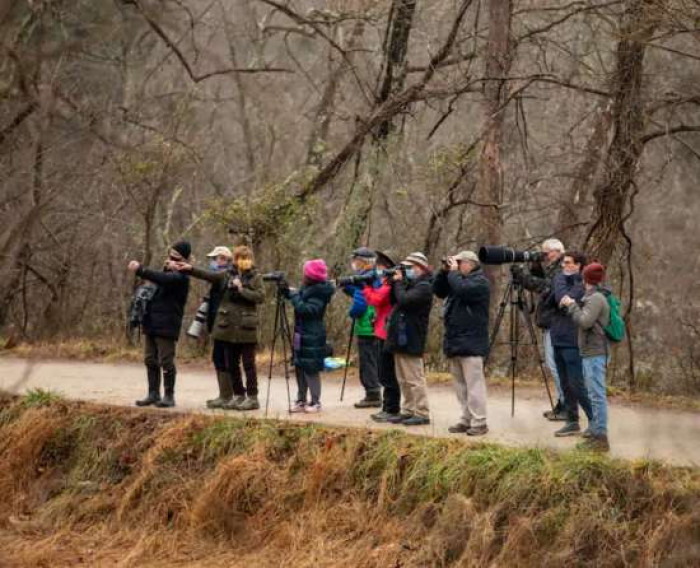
xmin=262 ymin=271 xmax=286 ymax=282
xmin=478 ymin=246 xmax=543 ymax=265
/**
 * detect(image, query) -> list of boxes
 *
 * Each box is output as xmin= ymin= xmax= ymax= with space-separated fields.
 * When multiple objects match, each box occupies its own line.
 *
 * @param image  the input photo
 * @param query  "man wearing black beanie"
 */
xmin=127 ymin=241 xmax=191 ymax=408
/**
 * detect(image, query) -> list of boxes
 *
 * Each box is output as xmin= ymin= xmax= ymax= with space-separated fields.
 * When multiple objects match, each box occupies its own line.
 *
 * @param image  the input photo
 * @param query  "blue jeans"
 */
xmin=544 ymin=330 xmax=564 ymax=405
xmin=582 ymin=356 xmax=608 ymax=436
xmin=553 ymin=346 xmax=593 ymax=423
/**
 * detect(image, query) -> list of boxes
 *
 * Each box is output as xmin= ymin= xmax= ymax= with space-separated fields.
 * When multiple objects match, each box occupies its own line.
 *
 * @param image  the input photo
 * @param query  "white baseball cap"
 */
xmin=205 ymin=246 xmax=232 ymax=258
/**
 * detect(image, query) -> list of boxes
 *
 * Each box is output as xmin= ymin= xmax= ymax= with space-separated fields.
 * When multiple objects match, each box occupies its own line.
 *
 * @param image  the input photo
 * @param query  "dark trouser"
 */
xmin=144 ymin=335 xmax=177 ymax=395
xmin=378 ymin=340 xmax=401 ymax=414
xmin=224 ymin=343 xmax=258 ymax=397
xmin=295 ymin=367 xmax=321 ymax=405
xmin=553 ymin=346 xmax=593 ymax=423
xmin=211 ymin=339 xmax=227 ymax=372
xmin=357 ymin=335 xmax=381 ymax=398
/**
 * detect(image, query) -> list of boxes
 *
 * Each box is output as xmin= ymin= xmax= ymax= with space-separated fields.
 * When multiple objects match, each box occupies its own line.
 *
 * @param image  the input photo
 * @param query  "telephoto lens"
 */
xmin=187 ymin=299 xmax=209 ymax=338
xmin=262 ymin=271 xmax=286 ymax=282
xmin=478 ymin=246 xmax=544 ymax=265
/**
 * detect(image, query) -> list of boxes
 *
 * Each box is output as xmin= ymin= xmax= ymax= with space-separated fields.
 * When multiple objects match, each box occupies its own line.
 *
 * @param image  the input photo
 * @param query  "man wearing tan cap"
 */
xmin=385 ymin=252 xmax=434 ymax=426
xmin=433 ymin=250 xmax=490 ymax=436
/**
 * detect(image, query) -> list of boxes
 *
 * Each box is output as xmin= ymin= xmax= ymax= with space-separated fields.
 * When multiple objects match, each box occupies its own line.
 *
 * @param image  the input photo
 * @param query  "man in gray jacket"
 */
xmin=560 ymin=262 xmax=610 ymax=451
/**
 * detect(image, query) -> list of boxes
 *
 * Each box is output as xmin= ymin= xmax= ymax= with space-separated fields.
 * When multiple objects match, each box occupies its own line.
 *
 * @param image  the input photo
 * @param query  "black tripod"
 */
xmin=265 ymin=286 xmax=293 ymax=417
xmin=486 ymin=267 xmax=555 ymax=416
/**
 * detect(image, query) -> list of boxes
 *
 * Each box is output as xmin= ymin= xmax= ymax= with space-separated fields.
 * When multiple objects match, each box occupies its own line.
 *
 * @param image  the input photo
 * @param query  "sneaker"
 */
xmin=554 ymin=422 xmax=582 ymax=437
xmin=354 ymin=396 xmax=382 ymax=409
xmin=544 ymin=408 xmax=569 ymax=421
xmin=305 ymin=402 xmax=322 ymax=414
xmin=581 ymin=428 xmax=593 ymax=439
xmin=448 ymin=423 xmax=470 ymax=434
xmin=290 ymin=401 xmax=306 ymax=413
xmin=466 ymin=424 xmax=489 ymax=437
xmin=402 ymin=415 xmax=430 ymax=426
xmin=387 ymin=413 xmax=413 ymax=424
xmin=206 ymin=397 xmax=231 ymax=409
xmin=577 ymin=435 xmax=610 ymax=452
xmin=222 ymin=395 xmax=246 ymax=410
xmin=237 ymin=396 xmax=260 ymax=411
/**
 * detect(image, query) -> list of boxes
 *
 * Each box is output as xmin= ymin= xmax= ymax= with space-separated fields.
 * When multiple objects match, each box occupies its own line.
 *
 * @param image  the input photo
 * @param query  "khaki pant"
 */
xmin=394 ymin=353 xmax=430 ymax=418
xmin=450 ymin=356 xmax=487 ymax=427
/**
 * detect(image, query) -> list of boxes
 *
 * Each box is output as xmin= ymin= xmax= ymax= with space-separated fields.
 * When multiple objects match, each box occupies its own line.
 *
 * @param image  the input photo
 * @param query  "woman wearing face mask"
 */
xmin=176 ymin=246 xmax=264 ymax=410
xmin=281 ymin=259 xmax=335 ymax=413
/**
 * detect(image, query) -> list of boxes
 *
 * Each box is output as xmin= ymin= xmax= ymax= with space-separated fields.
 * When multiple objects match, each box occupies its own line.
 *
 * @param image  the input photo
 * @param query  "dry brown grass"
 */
xmin=0 ymin=393 xmax=699 ymax=567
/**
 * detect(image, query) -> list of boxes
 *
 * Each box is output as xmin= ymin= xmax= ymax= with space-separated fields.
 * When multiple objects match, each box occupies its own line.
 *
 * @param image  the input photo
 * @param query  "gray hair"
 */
xmin=542 ymin=238 xmax=565 ymax=253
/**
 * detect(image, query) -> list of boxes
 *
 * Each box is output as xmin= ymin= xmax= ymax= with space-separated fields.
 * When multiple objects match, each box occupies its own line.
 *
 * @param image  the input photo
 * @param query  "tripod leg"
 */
xmin=265 ymin=295 xmax=282 ymax=418
xmin=520 ymin=296 xmax=555 ymax=410
xmin=340 ymin=319 xmax=356 ymax=402
xmin=486 ymin=281 xmax=512 ymax=367
xmin=510 ymin=289 xmax=518 ymax=417
xmin=279 ymin=299 xmax=293 ymax=414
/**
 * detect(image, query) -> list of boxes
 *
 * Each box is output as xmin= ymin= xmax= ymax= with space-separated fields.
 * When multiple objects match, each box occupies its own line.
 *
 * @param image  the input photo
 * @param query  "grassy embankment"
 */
xmin=1 ymin=389 xmax=698 ymax=567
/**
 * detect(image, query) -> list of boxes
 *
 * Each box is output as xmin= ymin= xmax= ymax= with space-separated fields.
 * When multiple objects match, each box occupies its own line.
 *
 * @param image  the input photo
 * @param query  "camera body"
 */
xmin=262 ymin=271 xmax=286 ymax=283
xmin=478 ymin=246 xmax=544 ymax=265
xmin=378 ymin=265 xmax=407 ymax=279
xmin=187 ymin=298 xmax=209 ymax=338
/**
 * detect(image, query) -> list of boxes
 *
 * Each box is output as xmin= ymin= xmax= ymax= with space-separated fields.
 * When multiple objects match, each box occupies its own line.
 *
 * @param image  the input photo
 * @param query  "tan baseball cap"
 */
xmin=205 ymin=246 xmax=232 ymax=258
xmin=453 ymin=250 xmax=479 ymax=263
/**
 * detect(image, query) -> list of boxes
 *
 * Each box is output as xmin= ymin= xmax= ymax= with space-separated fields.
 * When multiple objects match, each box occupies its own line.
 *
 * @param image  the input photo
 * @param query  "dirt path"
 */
xmin=1 ymin=357 xmax=698 ymax=466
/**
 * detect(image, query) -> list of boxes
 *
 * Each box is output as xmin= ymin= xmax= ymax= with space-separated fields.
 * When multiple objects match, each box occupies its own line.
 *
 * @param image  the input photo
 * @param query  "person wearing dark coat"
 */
xmin=127 ymin=240 xmax=191 ymax=408
xmin=177 ymin=246 xmax=265 ymax=411
xmin=547 ymin=250 xmax=593 ymax=437
xmin=385 ymin=252 xmax=434 ymax=426
xmin=283 ymin=259 xmax=335 ymax=413
xmin=433 ymin=250 xmax=490 ymax=436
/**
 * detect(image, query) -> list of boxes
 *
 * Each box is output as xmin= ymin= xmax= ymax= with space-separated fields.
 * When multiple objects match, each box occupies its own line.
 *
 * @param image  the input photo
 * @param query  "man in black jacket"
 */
xmin=433 ymin=251 xmax=490 ymax=436
xmin=127 ymin=241 xmax=191 ymax=408
xmin=385 ymin=252 xmax=434 ymax=426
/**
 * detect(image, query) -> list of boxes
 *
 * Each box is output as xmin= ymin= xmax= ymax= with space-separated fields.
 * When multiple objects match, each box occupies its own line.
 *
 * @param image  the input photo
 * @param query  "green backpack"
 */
xmin=601 ymin=290 xmax=625 ymax=343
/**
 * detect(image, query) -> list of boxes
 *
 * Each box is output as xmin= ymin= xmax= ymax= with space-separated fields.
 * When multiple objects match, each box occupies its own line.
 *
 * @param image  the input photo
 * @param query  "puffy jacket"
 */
xmin=363 ymin=279 xmax=392 ymax=340
xmin=188 ymin=267 xmax=264 ymax=344
xmin=289 ymin=281 xmax=335 ymax=372
xmin=136 ymin=266 xmax=190 ymax=340
xmin=343 ymin=273 xmax=376 ymax=337
xmin=567 ymin=287 xmax=610 ymax=357
xmin=548 ymin=271 xmax=584 ymax=347
xmin=385 ymin=274 xmax=434 ymax=356
xmin=433 ymin=267 xmax=490 ymax=358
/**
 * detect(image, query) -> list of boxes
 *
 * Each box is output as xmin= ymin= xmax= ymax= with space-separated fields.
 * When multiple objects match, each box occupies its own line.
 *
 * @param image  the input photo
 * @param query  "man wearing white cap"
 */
xmin=433 ymin=250 xmax=490 ymax=436
xmin=385 ymin=252 xmax=434 ymax=426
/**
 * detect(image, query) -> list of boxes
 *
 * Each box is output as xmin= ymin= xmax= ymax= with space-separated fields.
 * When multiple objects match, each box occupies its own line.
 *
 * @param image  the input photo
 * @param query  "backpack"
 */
xmin=601 ymin=289 xmax=625 ymax=343
xmin=128 ymin=283 xmax=157 ymax=332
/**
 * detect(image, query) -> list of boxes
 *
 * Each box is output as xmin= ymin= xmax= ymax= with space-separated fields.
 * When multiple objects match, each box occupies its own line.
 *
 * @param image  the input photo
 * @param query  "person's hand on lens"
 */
xmin=393 ymin=270 xmax=403 ymax=282
xmin=560 ymin=295 xmax=574 ymax=307
xmin=448 ymin=257 xmax=458 ymax=271
xmin=127 ymin=260 xmax=140 ymax=272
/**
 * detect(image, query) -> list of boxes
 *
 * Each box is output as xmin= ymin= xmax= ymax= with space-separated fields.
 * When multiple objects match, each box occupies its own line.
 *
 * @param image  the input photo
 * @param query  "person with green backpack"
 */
xmin=561 ymin=262 xmax=623 ymax=451
xmin=342 ymin=248 xmax=382 ymax=408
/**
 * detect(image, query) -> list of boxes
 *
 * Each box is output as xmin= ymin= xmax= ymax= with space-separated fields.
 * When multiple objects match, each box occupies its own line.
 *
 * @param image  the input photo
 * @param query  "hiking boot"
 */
xmin=448 ymin=423 xmax=470 ymax=434
xmin=402 ymin=415 xmax=430 ymax=426
xmin=305 ymin=402 xmax=322 ymax=414
xmin=290 ymin=401 xmax=306 ymax=413
xmin=554 ymin=422 xmax=581 ymax=437
xmin=581 ymin=427 xmax=593 ymax=439
xmin=237 ymin=396 xmax=260 ymax=411
xmin=387 ymin=413 xmax=413 ymax=424
xmin=577 ymin=435 xmax=610 ymax=452
xmin=207 ymin=371 xmax=234 ymax=408
xmin=135 ymin=393 xmax=160 ymax=407
xmin=544 ymin=402 xmax=569 ymax=421
xmin=466 ymin=425 xmax=489 ymax=437
xmin=222 ymin=395 xmax=246 ymax=410
xmin=371 ymin=411 xmax=400 ymax=423
xmin=354 ymin=395 xmax=382 ymax=409
xmin=137 ymin=367 xmax=161 ymax=406
xmin=155 ymin=394 xmax=175 ymax=408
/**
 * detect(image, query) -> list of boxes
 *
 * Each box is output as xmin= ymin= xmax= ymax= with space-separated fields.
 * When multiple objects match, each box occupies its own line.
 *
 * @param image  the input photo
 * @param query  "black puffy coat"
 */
xmin=136 ymin=266 xmax=190 ymax=340
xmin=289 ymin=281 xmax=335 ymax=373
xmin=433 ymin=267 xmax=490 ymax=358
xmin=548 ymin=271 xmax=585 ymax=347
xmin=385 ymin=274 xmax=434 ymax=356
xmin=519 ymin=261 xmax=562 ymax=329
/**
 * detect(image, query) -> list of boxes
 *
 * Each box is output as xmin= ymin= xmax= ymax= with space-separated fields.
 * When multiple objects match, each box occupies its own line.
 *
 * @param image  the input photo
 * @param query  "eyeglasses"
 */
xmin=562 ymin=259 xmax=576 ymax=265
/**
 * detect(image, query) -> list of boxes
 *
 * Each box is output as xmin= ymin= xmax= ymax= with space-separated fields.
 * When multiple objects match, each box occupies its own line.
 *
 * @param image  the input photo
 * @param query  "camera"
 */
xmin=187 ymin=298 xmax=209 ymax=338
xmin=478 ymin=246 xmax=544 ymax=265
xmin=441 ymin=257 xmax=451 ymax=270
xmin=336 ymin=273 xmax=376 ymax=287
xmin=377 ymin=266 xmax=406 ymax=279
xmin=262 ymin=271 xmax=286 ymax=282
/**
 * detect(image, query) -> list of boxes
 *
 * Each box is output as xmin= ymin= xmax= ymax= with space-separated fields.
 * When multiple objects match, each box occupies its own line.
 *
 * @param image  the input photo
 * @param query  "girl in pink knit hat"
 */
xmin=282 ymin=259 xmax=335 ymax=413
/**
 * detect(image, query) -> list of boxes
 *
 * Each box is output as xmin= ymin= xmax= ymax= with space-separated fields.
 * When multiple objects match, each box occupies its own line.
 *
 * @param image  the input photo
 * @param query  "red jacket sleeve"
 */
xmin=363 ymin=282 xmax=391 ymax=308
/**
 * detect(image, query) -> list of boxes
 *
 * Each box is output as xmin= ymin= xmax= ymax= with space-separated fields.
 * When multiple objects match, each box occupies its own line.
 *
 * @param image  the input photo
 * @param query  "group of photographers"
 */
xmin=127 ymin=235 xmax=613 ymax=450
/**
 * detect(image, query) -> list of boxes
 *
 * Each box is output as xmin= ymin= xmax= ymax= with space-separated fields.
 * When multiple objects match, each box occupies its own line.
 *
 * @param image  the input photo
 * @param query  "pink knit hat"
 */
xmin=303 ymin=259 xmax=328 ymax=282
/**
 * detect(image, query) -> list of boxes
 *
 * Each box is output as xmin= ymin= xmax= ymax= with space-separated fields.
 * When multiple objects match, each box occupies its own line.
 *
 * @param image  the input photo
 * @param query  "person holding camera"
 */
xmin=342 ymin=248 xmax=382 ymax=408
xmin=176 ymin=246 xmax=264 ymax=410
xmin=127 ymin=240 xmax=191 ymax=408
xmin=512 ymin=238 xmax=567 ymax=421
xmin=363 ymin=250 xmax=402 ymax=422
xmin=548 ymin=250 xmax=593 ymax=437
xmin=282 ymin=259 xmax=335 ymax=413
xmin=385 ymin=252 xmax=434 ymax=426
xmin=560 ymin=262 xmax=611 ymax=451
xmin=433 ymin=251 xmax=491 ymax=436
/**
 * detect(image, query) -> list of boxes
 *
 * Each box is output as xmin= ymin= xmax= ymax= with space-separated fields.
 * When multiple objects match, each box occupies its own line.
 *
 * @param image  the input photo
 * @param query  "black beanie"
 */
xmin=172 ymin=240 xmax=191 ymax=260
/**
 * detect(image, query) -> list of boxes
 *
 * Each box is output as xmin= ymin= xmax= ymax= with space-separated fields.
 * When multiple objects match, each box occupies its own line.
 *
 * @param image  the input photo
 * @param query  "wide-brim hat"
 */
xmin=375 ymin=250 xmax=396 ymax=268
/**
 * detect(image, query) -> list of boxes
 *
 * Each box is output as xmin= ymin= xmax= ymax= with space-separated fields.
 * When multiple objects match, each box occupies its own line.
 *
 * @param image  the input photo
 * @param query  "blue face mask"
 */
xmin=404 ymin=268 xmax=416 ymax=280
